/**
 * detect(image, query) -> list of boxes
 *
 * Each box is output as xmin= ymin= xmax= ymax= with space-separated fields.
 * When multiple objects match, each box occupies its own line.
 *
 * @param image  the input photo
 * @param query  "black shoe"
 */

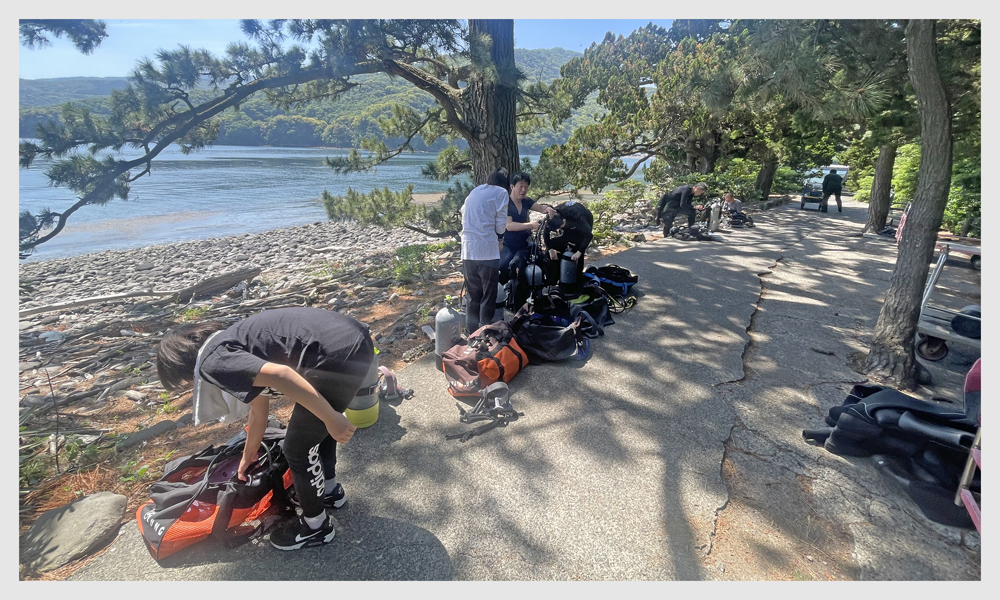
xmin=838 ymin=208 xmax=843 ymax=213
xmin=269 ymin=513 xmax=336 ymax=551
xmin=288 ymin=483 xmax=347 ymax=510
xmin=324 ymin=483 xmax=347 ymax=509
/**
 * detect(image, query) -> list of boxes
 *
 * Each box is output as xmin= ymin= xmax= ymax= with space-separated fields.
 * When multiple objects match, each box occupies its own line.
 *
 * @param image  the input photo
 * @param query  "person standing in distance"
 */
xmin=821 ymin=169 xmax=844 ymax=213
xmin=655 ymin=182 xmax=708 ymax=235
xmin=460 ymin=167 xmax=510 ymax=334
xmin=155 ymin=307 xmax=375 ymax=551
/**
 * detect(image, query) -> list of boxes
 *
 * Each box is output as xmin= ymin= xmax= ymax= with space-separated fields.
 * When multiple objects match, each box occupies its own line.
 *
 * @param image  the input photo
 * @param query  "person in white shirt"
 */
xmin=460 ymin=167 xmax=510 ymax=333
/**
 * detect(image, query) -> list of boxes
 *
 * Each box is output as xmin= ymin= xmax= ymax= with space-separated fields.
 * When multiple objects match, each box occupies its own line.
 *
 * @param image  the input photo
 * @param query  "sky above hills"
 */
xmin=18 ymin=19 xmax=676 ymax=80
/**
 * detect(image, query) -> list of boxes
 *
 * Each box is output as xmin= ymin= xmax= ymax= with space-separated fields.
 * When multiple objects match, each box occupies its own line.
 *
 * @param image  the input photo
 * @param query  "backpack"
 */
xmin=441 ymin=321 xmax=528 ymax=398
xmin=569 ymin=282 xmax=615 ymax=333
xmin=135 ymin=427 xmax=294 ymax=561
xmin=584 ymin=264 xmax=638 ymax=297
xmin=729 ymin=212 xmax=755 ymax=228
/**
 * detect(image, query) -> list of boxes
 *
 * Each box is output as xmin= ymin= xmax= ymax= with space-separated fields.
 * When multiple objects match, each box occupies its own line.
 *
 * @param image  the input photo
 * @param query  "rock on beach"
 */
xmin=17 ymin=220 xmax=443 ymax=410
xmin=19 ymin=221 xmax=440 ymax=312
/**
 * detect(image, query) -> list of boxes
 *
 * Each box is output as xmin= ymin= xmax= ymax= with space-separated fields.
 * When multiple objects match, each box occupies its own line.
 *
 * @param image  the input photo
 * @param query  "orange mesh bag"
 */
xmin=136 ymin=428 xmax=294 ymax=561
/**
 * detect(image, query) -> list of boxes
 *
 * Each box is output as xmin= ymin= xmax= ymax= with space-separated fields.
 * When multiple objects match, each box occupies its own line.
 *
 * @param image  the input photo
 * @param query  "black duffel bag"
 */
xmin=532 ymin=289 xmax=603 ymax=339
xmin=510 ymin=305 xmax=590 ymax=362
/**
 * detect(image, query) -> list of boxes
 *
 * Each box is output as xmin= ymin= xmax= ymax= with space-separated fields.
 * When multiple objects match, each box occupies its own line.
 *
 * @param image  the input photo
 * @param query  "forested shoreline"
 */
xmin=18 ymin=48 xmax=599 ymax=155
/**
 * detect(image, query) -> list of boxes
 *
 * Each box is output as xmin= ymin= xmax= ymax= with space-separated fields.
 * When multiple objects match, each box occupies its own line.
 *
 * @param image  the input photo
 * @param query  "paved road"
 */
xmin=72 ymin=199 xmax=981 ymax=581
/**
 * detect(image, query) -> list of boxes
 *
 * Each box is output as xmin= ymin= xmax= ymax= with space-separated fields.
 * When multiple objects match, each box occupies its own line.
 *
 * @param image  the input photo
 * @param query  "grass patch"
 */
xmin=308 ymin=261 xmax=345 ymax=280
xmin=379 ymin=241 xmax=457 ymax=283
xmin=180 ymin=306 xmax=209 ymax=322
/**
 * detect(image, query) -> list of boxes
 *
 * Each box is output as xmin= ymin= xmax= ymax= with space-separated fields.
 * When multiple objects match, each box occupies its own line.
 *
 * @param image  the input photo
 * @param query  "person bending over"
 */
xmin=500 ymin=171 xmax=556 ymax=307
xmin=821 ymin=169 xmax=843 ymax=213
xmin=460 ymin=167 xmax=510 ymax=333
xmin=656 ymin=182 xmax=707 ymax=235
xmin=155 ymin=307 xmax=375 ymax=551
xmin=543 ymin=200 xmax=594 ymax=297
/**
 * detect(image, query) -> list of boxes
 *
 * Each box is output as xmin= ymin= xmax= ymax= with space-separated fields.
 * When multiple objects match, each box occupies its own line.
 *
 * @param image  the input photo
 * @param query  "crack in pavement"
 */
xmin=705 ymin=255 xmax=782 ymax=558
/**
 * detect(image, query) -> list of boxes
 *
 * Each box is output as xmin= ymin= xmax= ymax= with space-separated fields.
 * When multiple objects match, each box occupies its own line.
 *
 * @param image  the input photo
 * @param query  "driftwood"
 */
xmin=161 ymin=267 xmax=262 ymax=304
xmin=19 ymin=291 xmax=174 ymax=319
xmin=19 ymin=268 xmax=263 ymax=318
xmin=303 ymin=245 xmax=352 ymax=255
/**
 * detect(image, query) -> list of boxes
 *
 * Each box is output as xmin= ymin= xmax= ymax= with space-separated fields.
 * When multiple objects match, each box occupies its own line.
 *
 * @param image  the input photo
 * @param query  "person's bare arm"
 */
xmin=252 ymin=363 xmax=356 ymax=443
xmin=238 ymin=395 xmax=269 ymax=480
xmin=506 ymin=216 xmax=539 ymax=232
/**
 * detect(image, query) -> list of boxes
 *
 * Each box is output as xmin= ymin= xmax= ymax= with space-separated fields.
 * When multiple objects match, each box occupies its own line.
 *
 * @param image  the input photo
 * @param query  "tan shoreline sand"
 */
xmin=411 ymin=189 xmax=607 ymax=206
xmin=411 ymin=192 xmax=446 ymax=205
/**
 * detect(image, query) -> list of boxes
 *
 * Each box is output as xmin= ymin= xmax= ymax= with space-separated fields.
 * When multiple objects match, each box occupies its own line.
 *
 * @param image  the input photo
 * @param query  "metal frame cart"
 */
xmin=915 ymin=244 xmax=981 ymax=362
xmin=953 ymin=359 xmax=981 ymax=534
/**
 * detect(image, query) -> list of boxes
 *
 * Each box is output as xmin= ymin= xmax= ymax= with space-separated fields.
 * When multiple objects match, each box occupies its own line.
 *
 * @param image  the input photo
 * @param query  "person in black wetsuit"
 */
xmin=155 ymin=307 xmax=375 ymax=551
xmin=821 ymin=169 xmax=844 ymax=213
xmin=499 ymin=171 xmax=555 ymax=308
xmin=542 ymin=200 xmax=594 ymax=296
xmin=655 ymin=182 xmax=707 ymax=235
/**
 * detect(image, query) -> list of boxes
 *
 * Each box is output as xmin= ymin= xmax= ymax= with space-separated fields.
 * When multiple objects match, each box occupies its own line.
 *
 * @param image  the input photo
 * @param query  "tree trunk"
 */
xmin=864 ymin=143 xmax=897 ymax=233
xmin=960 ymin=215 xmax=974 ymax=237
xmin=696 ymin=132 xmax=722 ymax=174
xmin=754 ymin=153 xmax=778 ymax=203
xmin=465 ymin=19 xmax=520 ymax=185
xmin=864 ymin=20 xmax=953 ymax=389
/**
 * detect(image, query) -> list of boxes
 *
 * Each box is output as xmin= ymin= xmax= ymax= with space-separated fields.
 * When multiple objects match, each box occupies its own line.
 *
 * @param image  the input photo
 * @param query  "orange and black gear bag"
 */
xmin=441 ymin=321 xmax=528 ymax=398
xmin=135 ymin=427 xmax=294 ymax=561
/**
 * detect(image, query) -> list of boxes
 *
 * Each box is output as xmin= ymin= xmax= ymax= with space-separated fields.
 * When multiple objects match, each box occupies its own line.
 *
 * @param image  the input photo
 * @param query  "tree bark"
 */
xmin=864 ymin=143 xmax=898 ymax=233
xmin=960 ymin=215 xmax=974 ymax=237
xmin=464 ymin=19 xmax=520 ymax=184
xmin=754 ymin=153 xmax=778 ymax=203
xmin=864 ymin=20 xmax=953 ymax=389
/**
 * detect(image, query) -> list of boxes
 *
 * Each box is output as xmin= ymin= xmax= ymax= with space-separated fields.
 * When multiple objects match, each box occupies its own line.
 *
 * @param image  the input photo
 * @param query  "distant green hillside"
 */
xmin=19 ymin=76 xmax=131 ymax=107
xmin=19 ymin=48 xmax=602 ymax=155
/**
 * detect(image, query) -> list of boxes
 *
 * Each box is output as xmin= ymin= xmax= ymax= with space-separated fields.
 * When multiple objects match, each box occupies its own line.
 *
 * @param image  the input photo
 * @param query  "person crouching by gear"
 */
xmin=155 ymin=307 xmax=375 ymax=551
xmin=655 ymin=182 xmax=707 ymax=236
xmin=543 ymin=199 xmax=594 ymax=297
xmin=722 ymin=192 xmax=743 ymax=215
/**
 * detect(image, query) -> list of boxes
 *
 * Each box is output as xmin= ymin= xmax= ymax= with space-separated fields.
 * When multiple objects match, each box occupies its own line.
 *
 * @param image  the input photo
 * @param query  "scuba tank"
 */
xmin=344 ymin=351 xmax=381 ymax=428
xmin=435 ymin=295 xmax=462 ymax=367
xmin=523 ymin=221 xmax=547 ymax=293
xmin=560 ymin=249 xmax=578 ymax=284
xmin=709 ymin=200 xmax=722 ymax=232
xmin=495 ymin=281 xmax=507 ymax=310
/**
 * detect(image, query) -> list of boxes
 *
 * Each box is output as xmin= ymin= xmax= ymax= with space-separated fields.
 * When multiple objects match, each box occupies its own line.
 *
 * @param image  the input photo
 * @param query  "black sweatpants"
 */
xmin=463 ymin=259 xmax=500 ymax=333
xmin=282 ymin=340 xmax=374 ymax=519
xmin=821 ymin=191 xmax=842 ymax=212
xmin=661 ymin=203 xmax=696 ymax=234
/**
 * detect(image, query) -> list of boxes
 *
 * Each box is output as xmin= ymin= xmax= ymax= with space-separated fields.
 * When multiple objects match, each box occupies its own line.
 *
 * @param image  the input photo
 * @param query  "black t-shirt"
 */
xmin=504 ymin=197 xmax=536 ymax=252
xmin=823 ymin=174 xmax=843 ymax=193
xmin=199 ymin=307 xmax=373 ymax=404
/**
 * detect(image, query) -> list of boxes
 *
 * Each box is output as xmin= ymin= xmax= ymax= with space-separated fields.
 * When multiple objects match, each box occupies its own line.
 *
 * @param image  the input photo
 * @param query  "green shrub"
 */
xmin=383 ymin=240 xmax=457 ymax=282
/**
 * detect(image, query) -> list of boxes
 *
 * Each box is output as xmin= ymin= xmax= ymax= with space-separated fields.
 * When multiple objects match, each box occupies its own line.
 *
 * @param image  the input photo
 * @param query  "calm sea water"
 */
xmin=19 ymin=144 xmax=645 ymax=263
